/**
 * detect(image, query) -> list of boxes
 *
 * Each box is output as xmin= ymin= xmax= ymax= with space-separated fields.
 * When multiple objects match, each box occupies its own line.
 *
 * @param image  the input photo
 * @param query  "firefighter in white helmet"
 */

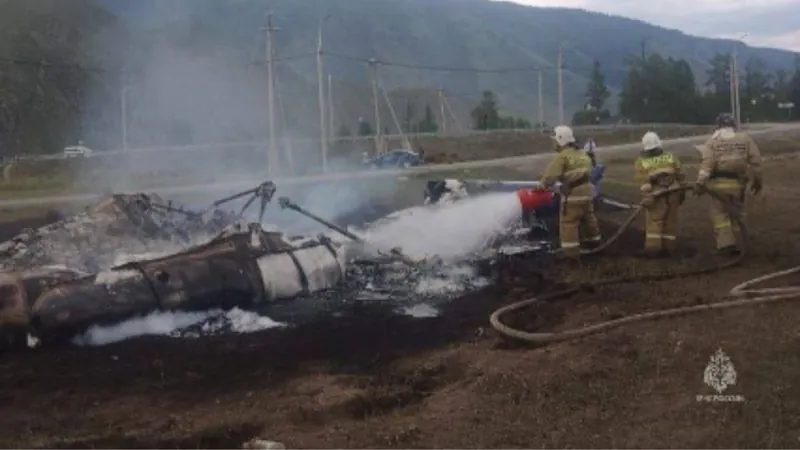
xmin=693 ymin=113 xmax=762 ymax=256
xmin=634 ymin=131 xmax=685 ymax=257
xmin=538 ymin=125 xmax=602 ymax=260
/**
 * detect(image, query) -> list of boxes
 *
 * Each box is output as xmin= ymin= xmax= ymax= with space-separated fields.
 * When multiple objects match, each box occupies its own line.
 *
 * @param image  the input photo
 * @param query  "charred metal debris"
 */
xmin=1 ymin=180 xmax=535 ymax=349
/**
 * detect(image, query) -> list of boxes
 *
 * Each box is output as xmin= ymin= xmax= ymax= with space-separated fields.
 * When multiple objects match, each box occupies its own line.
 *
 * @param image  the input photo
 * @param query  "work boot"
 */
xmin=717 ymin=245 xmax=741 ymax=257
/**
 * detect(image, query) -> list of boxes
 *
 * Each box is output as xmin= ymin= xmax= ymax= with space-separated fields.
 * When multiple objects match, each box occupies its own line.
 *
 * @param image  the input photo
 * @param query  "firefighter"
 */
xmin=693 ymin=113 xmax=762 ymax=255
xmin=634 ymin=131 xmax=685 ymax=257
xmin=538 ymin=125 xmax=602 ymax=259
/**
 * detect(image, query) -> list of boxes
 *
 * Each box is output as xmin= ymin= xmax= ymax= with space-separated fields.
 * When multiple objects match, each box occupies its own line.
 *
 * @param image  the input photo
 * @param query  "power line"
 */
xmin=0 ymin=53 xmax=316 ymax=75
xmin=324 ymin=51 xmax=548 ymax=73
xmin=323 ymin=50 xmax=629 ymax=74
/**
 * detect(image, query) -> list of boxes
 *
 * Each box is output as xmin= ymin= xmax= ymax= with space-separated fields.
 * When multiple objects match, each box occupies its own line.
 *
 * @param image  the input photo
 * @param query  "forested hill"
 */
xmin=1 ymin=0 xmax=798 ymax=155
xmin=96 ymin=0 xmax=798 ymax=110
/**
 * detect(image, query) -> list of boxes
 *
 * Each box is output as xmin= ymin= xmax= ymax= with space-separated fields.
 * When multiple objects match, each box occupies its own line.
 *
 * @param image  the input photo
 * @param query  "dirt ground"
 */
xmin=2 ymin=132 xmax=800 ymax=448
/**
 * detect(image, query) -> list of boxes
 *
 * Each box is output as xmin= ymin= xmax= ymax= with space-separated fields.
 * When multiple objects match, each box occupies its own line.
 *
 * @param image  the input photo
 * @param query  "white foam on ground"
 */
xmin=222 ymin=308 xmax=285 ymax=333
xmin=72 ymin=308 xmax=284 ymax=346
xmin=358 ymin=193 xmax=522 ymax=262
xmin=415 ymin=265 xmax=490 ymax=295
xmin=400 ymin=304 xmax=440 ymax=318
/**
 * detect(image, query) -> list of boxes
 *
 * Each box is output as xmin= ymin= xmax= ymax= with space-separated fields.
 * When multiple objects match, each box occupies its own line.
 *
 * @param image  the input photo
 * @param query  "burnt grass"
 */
xmin=3 ymin=157 xmax=800 ymax=448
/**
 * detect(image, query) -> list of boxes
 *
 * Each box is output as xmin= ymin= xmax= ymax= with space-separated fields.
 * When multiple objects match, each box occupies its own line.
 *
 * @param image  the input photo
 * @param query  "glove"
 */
xmin=641 ymin=195 xmax=654 ymax=208
xmin=693 ymin=182 xmax=707 ymax=196
xmin=749 ymin=176 xmax=762 ymax=196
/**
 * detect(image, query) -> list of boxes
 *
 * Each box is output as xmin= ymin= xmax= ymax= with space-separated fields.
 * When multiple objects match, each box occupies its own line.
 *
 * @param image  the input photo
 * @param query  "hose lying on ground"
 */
xmin=489 ymin=184 xmax=800 ymax=345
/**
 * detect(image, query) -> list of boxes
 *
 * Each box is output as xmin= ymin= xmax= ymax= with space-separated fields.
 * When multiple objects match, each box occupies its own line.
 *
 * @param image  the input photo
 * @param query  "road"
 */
xmin=2 ymin=122 xmax=798 ymax=209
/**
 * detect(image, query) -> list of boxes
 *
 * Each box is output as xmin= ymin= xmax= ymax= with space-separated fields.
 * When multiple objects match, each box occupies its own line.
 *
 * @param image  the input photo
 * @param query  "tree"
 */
xmin=337 ymin=125 xmax=352 ymax=137
xmin=586 ymin=60 xmax=610 ymax=111
xmin=358 ymin=119 xmax=373 ymax=136
xmin=497 ymin=116 xmax=514 ymax=129
xmin=619 ymin=54 xmax=704 ymax=124
xmin=572 ymin=108 xmax=610 ymax=126
xmin=742 ymin=57 xmax=773 ymax=122
xmin=471 ymin=90 xmax=501 ymax=130
xmin=403 ymin=101 xmax=416 ymax=132
xmin=514 ymin=117 xmax=531 ymax=129
xmin=417 ymin=104 xmax=438 ymax=133
xmin=705 ymin=53 xmax=732 ymax=96
xmin=790 ymin=68 xmax=800 ymax=120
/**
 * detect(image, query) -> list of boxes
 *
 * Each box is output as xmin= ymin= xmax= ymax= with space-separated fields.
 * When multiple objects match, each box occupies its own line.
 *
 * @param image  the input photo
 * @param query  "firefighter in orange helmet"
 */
xmin=634 ymin=131 xmax=685 ymax=257
xmin=538 ymin=125 xmax=602 ymax=259
xmin=693 ymin=113 xmax=762 ymax=255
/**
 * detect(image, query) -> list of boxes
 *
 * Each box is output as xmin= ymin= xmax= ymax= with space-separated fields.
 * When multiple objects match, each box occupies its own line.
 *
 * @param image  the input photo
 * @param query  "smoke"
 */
xmin=78 ymin=6 xmax=398 ymax=234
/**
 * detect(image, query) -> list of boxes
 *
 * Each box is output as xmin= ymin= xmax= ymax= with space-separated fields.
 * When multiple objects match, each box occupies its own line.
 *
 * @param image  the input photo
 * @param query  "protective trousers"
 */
xmin=644 ymin=192 xmax=681 ymax=253
xmin=560 ymin=199 xmax=601 ymax=258
xmin=708 ymin=179 xmax=745 ymax=249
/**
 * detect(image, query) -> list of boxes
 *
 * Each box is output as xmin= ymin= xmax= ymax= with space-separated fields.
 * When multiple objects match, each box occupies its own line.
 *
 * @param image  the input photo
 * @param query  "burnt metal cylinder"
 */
xmin=29 ymin=237 xmax=260 ymax=342
xmin=26 ymin=231 xmax=348 ymax=344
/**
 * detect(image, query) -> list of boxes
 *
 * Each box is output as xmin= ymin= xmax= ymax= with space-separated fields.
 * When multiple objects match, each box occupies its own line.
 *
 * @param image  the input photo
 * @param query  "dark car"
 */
xmin=364 ymin=149 xmax=424 ymax=169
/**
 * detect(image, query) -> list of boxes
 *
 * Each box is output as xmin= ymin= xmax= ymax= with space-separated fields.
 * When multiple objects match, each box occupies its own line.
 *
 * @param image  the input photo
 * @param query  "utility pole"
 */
xmin=327 ymin=74 xmax=334 ymax=144
xmin=316 ymin=15 xmax=330 ymax=172
xmin=537 ymin=70 xmax=544 ymax=133
xmin=640 ymin=39 xmax=647 ymax=61
xmin=731 ymin=35 xmax=747 ymax=128
xmin=438 ymin=88 xmax=447 ymax=135
xmin=557 ymin=43 xmax=564 ymax=125
xmin=729 ymin=56 xmax=736 ymax=122
xmin=368 ymin=58 xmax=382 ymax=155
xmin=262 ymin=15 xmax=279 ymax=175
xmin=733 ymin=50 xmax=741 ymax=127
xmin=121 ymin=83 xmax=129 ymax=151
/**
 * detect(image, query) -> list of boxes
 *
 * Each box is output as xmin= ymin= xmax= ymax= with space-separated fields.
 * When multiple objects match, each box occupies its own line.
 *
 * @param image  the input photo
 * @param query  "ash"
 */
xmin=0 ymin=193 xmax=236 ymax=273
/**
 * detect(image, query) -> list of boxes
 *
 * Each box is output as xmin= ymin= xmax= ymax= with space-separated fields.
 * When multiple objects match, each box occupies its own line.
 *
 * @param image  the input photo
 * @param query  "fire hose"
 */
xmin=489 ymin=184 xmax=800 ymax=345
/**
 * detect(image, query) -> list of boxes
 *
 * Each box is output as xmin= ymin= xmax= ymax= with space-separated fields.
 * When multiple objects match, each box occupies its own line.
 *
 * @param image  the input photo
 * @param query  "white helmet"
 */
xmin=641 ymin=131 xmax=661 ymax=151
xmin=552 ymin=125 xmax=576 ymax=147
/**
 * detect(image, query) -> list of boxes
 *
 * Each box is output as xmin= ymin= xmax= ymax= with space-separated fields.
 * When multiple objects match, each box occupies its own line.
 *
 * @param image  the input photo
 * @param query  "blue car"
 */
xmin=364 ymin=149 xmax=424 ymax=169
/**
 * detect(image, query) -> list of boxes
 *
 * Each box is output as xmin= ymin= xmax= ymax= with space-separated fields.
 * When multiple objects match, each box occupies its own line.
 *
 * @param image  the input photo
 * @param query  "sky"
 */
xmin=501 ymin=0 xmax=800 ymax=52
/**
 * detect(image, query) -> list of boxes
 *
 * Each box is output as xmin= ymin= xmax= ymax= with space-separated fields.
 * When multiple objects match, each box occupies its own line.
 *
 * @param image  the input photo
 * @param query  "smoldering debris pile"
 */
xmin=0 ymin=181 xmax=546 ymax=350
xmin=0 ymin=193 xmax=237 ymax=273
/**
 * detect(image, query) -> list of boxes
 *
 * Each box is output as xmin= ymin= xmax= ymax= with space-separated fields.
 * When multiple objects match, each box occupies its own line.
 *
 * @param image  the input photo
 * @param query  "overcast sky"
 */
xmin=500 ymin=0 xmax=800 ymax=52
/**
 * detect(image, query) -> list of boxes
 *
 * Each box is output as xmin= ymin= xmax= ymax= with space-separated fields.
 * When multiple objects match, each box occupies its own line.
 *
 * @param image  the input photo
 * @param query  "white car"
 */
xmin=63 ymin=145 xmax=93 ymax=158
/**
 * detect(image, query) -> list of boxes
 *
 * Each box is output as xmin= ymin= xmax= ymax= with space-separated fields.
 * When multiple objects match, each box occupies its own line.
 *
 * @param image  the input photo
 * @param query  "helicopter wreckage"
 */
xmin=0 ymin=166 xmax=637 ymax=349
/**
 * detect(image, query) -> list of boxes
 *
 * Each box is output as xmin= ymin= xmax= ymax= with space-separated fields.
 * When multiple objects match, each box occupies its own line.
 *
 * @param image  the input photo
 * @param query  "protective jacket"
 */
xmin=634 ymin=150 xmax=685 ymax=195
xmin=696 ymin=128 xmax=762 ymax=187
xmin=540 ymin=147 xmax=594 ymax=202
